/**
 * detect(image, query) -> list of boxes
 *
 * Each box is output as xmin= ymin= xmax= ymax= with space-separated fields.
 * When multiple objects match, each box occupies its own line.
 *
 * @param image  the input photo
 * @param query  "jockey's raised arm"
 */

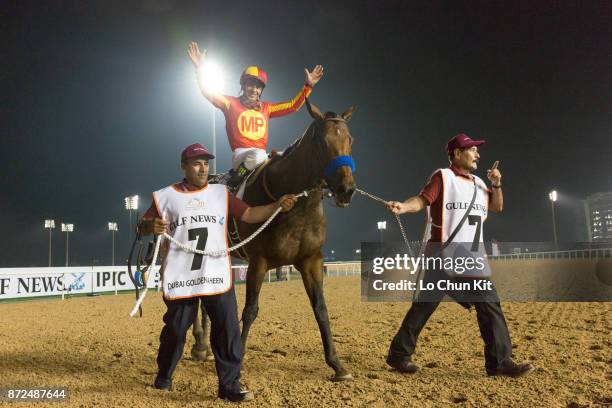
xmin=269 ymin=84 xmax=312 ymax=118
xmin=269 ymin=65 xmax=323 ymax=118
xmin=188 ymin=42 xmax=230 ymax=111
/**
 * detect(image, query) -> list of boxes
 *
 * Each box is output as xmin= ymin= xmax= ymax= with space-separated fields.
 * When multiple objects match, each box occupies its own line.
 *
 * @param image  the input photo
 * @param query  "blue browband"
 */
xmin=324 ymin=155 xmax=356 ymax=178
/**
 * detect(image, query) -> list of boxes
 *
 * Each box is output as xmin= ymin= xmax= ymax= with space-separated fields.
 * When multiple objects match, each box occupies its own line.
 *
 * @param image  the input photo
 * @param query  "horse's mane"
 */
xmin=270 ymin=112 xmax=340 ymax=164
xmin=277 ymin=133 xmax=304 ymax=160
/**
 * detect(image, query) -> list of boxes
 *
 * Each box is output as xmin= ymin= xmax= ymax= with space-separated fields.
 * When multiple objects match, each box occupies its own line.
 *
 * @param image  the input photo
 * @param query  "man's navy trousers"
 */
xmin=154 ymin=286 xmax=243 ymax=394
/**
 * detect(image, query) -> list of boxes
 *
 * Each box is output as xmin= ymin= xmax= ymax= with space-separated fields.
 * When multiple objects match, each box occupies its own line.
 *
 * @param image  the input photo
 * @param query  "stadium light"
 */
xmin=549 ymin=190 xmax=558 ymax=202
xmin=108 ymin=222 xmax=118 ymax=266
xmin=377 ymin=221 xmax=387 ymax=243
xmin=549 ymin=190 xmax=558 ymax=248
xmin=124 ymin=195 xmax=139 ymax=210
xmin=61 ymin=223 xmax=74 ymax=266
xmin=44 ymin=219 xmax=55 ymax=267
xmin=124 ymin=195 xmax=139 ymax=240
xmin=197 ymin=61 xmax=224 ymax=174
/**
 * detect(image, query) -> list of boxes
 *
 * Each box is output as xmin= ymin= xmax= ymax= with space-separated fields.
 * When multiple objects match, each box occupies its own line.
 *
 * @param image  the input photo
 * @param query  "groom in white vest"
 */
xmin=384 ymin=134 xmax=534 ymax=378
xmin=140 ymin=143 xmax=297 ymax=402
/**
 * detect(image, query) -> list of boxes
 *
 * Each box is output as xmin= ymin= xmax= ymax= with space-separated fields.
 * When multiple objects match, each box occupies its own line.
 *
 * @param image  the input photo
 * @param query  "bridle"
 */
xmin=262 ymin=116 xmax=356 ymax=201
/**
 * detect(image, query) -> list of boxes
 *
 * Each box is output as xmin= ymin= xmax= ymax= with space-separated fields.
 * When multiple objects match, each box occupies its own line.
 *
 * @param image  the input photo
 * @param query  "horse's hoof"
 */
xmin=331 ymin=373 xmax=354 ymax=382
xmin=191 ymin=349 xmax=210 ymax=361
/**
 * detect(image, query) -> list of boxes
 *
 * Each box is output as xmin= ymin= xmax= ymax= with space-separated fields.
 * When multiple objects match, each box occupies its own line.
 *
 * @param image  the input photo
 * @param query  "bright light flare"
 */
xmin=108 ymin=222 xmax=118 ymax=231
xmin=377 ymin=221 xmax=387 ymax=230
xmin=198 ymin=61 xmax=224 ymax=94
xmin=45 ymin=219 xmax=55 ymax=229
xmin=549 ymin=190 xmax=558 ymax=202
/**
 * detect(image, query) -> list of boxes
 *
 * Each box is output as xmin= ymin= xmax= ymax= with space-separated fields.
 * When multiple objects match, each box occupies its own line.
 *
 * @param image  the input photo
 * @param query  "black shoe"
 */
xmin=386 ymin=356 xmax=419 ymax=373
xmin=228 ymin=164 xmax=251 ymax=187
xmin=153 ymin=381 xmax=172 ymax=391
xmin=227 ymin=172 xmax=245 ymax=189
xmin=486 ymin=360 xmax=534 ymax=378
xmin=218 ymin=389 xmax=254 ymax=402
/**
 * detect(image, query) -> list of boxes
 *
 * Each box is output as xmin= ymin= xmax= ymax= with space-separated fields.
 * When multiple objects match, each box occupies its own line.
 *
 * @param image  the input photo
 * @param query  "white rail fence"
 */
xmin=490 ymin=248 xmax=612 ymax=261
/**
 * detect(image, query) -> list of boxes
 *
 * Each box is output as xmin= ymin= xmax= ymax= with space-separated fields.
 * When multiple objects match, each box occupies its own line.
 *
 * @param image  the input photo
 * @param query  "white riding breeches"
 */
xmin=232 ymin=148 xmax=268 ymax=171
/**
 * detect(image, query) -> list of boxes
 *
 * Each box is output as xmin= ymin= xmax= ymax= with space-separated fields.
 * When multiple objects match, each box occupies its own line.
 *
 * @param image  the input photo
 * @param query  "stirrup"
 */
xmin=227 ymin=172 xmax=246 ymax=189
xmin=227 ymin=164 xmax=250 ymax=188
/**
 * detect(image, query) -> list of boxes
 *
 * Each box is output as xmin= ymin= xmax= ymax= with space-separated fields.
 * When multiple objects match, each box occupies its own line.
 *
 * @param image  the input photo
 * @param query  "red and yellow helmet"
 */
xmin=240 ymin=66 xmax=268 ymax=87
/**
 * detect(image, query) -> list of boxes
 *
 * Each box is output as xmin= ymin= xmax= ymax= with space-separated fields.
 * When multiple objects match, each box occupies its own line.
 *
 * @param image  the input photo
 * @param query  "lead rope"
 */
xmin=129 ymin=189 xmax=312 ymax=317
xmin=354 ymin=188 xmax=424 ymax=303
xmin=354 ymin=188 xmax=415 ymax=258
xmin=129 ymin=231 xmax=163 ymax=317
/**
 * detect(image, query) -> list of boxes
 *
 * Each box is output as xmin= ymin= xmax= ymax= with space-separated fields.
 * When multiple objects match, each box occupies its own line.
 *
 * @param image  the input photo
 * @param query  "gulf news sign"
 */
xmin=0 ymin=267 xmax=157 ymax=299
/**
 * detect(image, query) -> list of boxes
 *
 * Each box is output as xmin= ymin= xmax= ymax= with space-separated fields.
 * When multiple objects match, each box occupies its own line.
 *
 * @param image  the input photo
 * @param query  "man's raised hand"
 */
xmin=188 ymin=42 xmax=206 ymax=69
xmin=305 ymin=65 xmax=324 ymax=87
xmin=487 ymin=160 xmax=502 ymax=186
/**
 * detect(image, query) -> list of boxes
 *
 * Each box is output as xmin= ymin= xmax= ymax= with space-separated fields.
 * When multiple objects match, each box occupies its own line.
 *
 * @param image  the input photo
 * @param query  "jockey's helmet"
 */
xmin=240 ymin=66 xmax=268 ymax=88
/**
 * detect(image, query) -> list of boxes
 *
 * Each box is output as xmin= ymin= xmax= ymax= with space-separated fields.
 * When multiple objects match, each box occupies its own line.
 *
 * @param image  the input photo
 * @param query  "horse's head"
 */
xmin=306 ymin=100 xmax=357 ymax=208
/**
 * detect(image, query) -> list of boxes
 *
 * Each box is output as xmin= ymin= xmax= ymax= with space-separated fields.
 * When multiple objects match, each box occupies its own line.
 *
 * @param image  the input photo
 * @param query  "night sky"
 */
xmin=2 ymin=1 xmax=611 ymax=267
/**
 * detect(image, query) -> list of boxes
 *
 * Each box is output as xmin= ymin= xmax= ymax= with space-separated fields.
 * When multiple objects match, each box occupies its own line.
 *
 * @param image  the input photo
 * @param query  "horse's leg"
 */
xmin=295 ymin=253 xmax=353 ymax=381
xmin=191 ymin=299 xmax=214 ymax=361
xmin=241 ymin=257 xmax=268 ymax=350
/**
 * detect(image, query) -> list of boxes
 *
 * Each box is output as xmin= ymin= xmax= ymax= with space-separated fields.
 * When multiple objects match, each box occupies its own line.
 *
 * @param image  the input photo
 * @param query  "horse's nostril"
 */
xmin=337 ymin=185 xmax=355 ymax=196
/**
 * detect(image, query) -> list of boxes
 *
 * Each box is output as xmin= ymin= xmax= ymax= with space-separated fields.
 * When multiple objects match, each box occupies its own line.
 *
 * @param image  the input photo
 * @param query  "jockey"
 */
xmin=188 ymin=41 xmax=324 ymax=186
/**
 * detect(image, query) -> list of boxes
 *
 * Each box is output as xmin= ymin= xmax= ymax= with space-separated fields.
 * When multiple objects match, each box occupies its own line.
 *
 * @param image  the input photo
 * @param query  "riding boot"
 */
xmin=227 ymin=164 xmax=249 ymax=189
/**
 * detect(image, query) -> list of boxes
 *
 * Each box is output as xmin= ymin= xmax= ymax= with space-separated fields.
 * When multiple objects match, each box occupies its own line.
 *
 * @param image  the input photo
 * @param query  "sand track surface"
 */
xmin=1 ymin=276 xmax=610 ymax=407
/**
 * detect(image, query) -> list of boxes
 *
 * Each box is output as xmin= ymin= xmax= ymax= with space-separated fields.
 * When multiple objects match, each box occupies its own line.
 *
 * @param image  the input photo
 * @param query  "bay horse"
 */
xmin=191 ymin=100 xmax=356 ymax=381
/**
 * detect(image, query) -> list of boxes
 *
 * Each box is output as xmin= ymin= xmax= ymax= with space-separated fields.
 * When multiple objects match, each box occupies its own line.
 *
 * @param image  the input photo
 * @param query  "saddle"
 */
xmin=209 ymin=157 xmax=276 ymax=260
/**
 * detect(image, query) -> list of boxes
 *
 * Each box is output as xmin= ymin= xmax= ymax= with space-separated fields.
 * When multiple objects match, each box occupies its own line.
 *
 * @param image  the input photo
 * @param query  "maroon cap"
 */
xmin=181 ymin=143 xmax=215 ymax=162
xmin=446 ymin=133 xmax=485 ymax=155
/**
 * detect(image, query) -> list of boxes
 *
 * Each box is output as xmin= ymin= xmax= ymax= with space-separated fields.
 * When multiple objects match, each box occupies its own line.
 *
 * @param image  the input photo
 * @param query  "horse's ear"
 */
xmin=305 ymin=98 xmax=324 ymax=121
xmin=341 ymin=106 xmax=356 ymax=122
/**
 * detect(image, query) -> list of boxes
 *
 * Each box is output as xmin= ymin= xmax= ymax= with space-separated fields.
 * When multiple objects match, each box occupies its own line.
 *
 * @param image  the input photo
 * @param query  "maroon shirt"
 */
xmin=142 ymin=180 xmax=248 ymax=220
xmin=419 ymin=165 xmax=491 ymax=242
